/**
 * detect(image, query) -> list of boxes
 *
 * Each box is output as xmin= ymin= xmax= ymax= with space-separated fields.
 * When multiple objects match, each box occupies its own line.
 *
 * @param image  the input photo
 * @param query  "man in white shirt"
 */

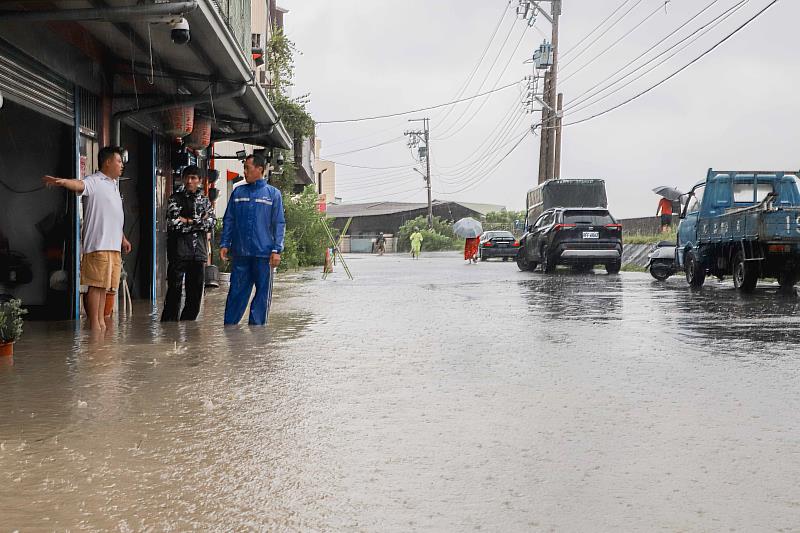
xmin=43 ymin=146 xmax=131 ymax=331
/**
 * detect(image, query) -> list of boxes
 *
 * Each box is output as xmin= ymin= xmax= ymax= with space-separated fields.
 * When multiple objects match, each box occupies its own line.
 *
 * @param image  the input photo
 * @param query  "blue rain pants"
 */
xmin=224 ymin=256 xmax=274 ymax=326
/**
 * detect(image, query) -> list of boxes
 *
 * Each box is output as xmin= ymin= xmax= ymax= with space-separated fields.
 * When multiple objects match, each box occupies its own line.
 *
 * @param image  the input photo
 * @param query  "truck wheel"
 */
xmin=541 ymin=246 xmax=556 ymax=273
xmin=733 ymin=251 xmax=757 ymax=293
xmin=685 ymin=250 xmax=706 ymax=288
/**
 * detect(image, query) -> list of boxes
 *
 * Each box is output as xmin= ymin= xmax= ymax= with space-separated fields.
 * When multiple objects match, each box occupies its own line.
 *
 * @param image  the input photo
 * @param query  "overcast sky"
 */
xmin=281 ymin=0 xmax=797 ymax=218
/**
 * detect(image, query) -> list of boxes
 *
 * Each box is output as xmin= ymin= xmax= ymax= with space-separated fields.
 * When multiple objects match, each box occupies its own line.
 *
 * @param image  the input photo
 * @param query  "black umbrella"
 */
xmin=652 ymin=186 xmax=684 ymax=201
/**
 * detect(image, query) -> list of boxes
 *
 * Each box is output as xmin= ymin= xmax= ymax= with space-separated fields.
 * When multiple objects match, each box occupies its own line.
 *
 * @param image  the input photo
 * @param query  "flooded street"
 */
xmin=3 ymin=252 xmax=800 ymax=531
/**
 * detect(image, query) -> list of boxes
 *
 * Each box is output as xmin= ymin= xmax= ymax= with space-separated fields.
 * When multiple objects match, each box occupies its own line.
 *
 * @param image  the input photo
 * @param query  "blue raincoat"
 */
xmin=220 ymin=179 xmax=286 ymax=325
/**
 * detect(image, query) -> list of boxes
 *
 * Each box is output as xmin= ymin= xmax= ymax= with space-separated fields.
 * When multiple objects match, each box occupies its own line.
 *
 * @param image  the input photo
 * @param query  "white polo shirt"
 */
xmin=79 ymin=171 xmax=124 ymax=254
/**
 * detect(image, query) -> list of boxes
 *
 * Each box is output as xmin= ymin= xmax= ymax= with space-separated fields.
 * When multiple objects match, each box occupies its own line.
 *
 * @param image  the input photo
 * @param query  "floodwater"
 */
xmin=2 ymin=252 xmax=800 ymax=531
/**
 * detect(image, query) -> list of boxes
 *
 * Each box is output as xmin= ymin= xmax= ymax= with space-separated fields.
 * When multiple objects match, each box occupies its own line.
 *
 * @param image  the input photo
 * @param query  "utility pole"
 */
xmin=554 ymin=92 xmax=563 ymax=178
xmin=405 ymin=118 xmax=433 ymax=228
xmin=520 ymin=0 xmax=562 ymax=184
xmin=546 ymin=0 xmax=561 ymax=181
xmin=537 ymin=71 xmax=551 ymax=184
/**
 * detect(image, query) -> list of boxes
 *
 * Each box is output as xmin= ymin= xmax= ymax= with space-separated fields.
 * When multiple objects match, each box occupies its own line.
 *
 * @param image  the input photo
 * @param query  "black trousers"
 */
xmin=161 ymin=260 xmax=205 ymax=321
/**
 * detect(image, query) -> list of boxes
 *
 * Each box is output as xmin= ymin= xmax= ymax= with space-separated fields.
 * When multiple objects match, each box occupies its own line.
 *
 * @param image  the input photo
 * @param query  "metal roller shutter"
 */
xmin=0 ymin=39 xmax=74 ymax=125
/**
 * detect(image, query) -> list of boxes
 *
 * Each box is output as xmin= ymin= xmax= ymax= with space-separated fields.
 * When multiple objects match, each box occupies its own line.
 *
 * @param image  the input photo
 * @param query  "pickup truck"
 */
xmin=677 ymin=169 xmax=800 ymax=292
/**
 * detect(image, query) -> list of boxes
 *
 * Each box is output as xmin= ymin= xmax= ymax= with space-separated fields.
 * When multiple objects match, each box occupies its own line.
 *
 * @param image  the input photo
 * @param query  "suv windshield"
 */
xmin=562 ymin=211 xmax=614 ymax=225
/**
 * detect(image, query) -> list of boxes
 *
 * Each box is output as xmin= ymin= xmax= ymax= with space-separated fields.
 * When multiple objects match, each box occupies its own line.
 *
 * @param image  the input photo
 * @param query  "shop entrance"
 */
xmin=0 ymin=99 xmax=76 ymax=319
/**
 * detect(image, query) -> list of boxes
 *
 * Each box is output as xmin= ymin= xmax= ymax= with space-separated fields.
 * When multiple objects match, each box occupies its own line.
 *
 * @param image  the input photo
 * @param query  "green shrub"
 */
xmin=396 ymin=216 xmax=463 ymax=252
xmin=213 ymin=185 xmax=329 ymax=271
xmin=281 ymin=186 xmax=329 ymax=270
xmin=624 ymin=230 xmax=677 ymax=245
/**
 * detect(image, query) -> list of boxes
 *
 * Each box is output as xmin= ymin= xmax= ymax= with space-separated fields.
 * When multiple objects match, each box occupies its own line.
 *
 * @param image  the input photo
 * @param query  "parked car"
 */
xmin=516 ymin=207 xmax=623 ymax=274
xmin=478 ymin=231 xmax=519 ymax=261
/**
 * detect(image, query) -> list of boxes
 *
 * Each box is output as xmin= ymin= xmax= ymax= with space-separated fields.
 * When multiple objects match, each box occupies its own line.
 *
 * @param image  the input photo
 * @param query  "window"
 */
xmin=251 ymin=33 xmax=262 ymax=48
xmin=563 ymin=211 xmax=614 ymax=225
xmin=756 ymin=182 xmax=774 ymax=202
xmin=733 ymin=181 xmax=755 ymax=203
xmin=686 ymin=185 xmax=705 ymax=214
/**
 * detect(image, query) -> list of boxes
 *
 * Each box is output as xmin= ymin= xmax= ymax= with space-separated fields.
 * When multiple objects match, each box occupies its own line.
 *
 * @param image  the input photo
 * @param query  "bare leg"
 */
xmin=86 ymin=287 xmax=106 ymax=330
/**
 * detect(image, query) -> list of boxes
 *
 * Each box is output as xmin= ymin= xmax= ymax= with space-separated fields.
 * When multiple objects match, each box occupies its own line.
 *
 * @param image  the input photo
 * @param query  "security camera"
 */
xmin=276 ymin=153 xmax=285 ymax=167
xmin=170 ymin=18 xmax=190 ymax=45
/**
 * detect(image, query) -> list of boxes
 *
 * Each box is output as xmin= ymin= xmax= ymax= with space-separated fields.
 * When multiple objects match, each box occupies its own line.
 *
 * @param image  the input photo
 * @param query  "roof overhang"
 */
xmin=0 ymin=0 xmax=292 ymax=149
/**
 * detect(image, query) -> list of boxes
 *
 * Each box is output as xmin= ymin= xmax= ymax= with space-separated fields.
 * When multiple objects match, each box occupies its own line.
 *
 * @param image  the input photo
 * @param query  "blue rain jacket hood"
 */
xmin=220 ymin=179 xmax=286 ymax=257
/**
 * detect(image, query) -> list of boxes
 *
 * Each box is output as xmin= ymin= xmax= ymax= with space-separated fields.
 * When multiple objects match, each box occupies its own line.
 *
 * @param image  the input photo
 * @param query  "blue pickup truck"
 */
xmin=678 ymin=169 xmax=800 ymax=292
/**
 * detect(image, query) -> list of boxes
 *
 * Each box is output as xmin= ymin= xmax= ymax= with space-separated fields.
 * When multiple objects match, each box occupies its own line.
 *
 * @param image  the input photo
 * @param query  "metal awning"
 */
xmin=0 ymin=0 xmax=292 ymax=149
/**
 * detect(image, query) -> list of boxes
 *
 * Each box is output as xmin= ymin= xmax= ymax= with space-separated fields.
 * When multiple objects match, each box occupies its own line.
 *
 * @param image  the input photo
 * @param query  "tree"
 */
xmin=396 ymin=216 xmax=462 ymax=252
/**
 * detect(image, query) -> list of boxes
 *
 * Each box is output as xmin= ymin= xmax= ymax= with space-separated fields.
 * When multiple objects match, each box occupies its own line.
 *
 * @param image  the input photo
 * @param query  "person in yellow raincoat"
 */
xmin=410 ymin=227 xmax=423 ymax=259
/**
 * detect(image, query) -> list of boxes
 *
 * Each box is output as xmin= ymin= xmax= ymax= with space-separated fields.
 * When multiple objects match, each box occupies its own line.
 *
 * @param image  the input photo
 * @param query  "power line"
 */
xmin=328 ymin=161 xmax=412 ymax=170
xmin=559 ymin=0 xmax=646 ymax=69
xmin=319 ymin=118 xmax=409 ymax=151
xmin=436 ymin=121 xmax=531 ymax=187
xmin=562 ymin=0 xmax=751 ymax=118
xmin=560 ymin=0 xmax=632 ymax=58
xmin=435 ymin=1 xmax=514 ymax=127
xmin=343 ymin=185 xmax=425 ymax=203
xmin=435 ymin=129 xmax=533 ymax=195
xmin=435 ymin=24 xmax=532 ymax=140
xmin=435 ymin=19 xmax=524 ymax=136
xmin=435 ymin=110 xmax=529 ymax=179
xmin=564 ymin=0 xmax=725 ymax=105
xmin=561 ymin=0 xmax=778 ymax=128
xmin=559 ymin=0 xmax=671 ymax=83
xmin=433 ymin=94 xmax=524 ymax=172
xmin=323 ymin=136 xmax=404 ymax=158
xmin=315 ymin=79 xmax=523 ymax=124
xmin=337 ymin=175 xmax=420 ymax=194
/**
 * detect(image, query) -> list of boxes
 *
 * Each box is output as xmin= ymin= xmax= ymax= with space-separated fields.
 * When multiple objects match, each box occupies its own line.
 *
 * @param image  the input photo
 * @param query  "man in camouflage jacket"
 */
xmin=161 ymin=165 xmax=215 ymax=321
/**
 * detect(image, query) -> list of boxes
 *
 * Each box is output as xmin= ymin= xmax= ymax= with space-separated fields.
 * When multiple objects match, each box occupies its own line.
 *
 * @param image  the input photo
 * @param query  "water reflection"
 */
xmin=519 ymin=269 xmax=623 ymax=323
xmin=669 ymin=280 xmax=800 ymax=354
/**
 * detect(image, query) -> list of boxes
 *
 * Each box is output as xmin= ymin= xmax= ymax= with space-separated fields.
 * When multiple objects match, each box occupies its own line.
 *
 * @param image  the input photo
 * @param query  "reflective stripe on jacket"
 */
xmin=220 ymin=179 xmax=286 ymax=257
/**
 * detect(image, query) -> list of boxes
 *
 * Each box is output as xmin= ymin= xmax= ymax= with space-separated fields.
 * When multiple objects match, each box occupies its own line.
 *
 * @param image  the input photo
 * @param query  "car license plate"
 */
xmin=497 ymin=242 xmax=507 ymax=247
xmin=583 ymin=231 xmax=599 ymax=239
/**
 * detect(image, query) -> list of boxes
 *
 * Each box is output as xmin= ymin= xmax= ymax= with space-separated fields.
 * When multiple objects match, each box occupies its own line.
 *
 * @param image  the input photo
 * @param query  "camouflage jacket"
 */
xmin=166 ymin=189 xmax=215 ymax=262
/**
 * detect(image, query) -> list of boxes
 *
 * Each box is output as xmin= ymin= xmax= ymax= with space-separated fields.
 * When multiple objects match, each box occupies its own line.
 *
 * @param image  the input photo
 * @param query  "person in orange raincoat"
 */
xmin=464 ymin=235 xmax=480 ymax=264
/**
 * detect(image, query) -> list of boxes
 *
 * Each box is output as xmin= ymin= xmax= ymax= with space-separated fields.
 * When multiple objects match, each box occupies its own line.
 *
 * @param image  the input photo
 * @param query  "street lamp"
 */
xmin=412 ymin=167 xmax=427 ymax=181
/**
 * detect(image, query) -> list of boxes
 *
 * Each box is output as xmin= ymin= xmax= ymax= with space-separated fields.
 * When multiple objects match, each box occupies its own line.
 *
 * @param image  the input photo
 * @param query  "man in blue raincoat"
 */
xmin=219 ymin=154 xmax=286 ymax=325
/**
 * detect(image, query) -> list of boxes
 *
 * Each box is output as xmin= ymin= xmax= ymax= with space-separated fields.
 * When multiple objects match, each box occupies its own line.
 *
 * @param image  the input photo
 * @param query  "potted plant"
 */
xmin=0 ymin=299 xmax=27 ymax=356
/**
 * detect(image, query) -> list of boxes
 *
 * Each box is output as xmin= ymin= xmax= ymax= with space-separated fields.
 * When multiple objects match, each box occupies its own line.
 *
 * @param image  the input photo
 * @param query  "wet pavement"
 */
xmin=2 ymin=251 xmax=800 ymax=531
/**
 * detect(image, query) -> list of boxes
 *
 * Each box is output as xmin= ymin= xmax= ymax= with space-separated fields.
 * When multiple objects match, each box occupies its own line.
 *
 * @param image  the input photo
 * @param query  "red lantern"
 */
xmin=185 ymin=117 xmax=211 ymax=149
xmin=163 ymin=105 xmax=194 ymax=139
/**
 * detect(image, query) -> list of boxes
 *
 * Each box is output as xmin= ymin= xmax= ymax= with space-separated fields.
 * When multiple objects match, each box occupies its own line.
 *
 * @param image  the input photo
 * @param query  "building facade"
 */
xmin=0 ymin=0 xmax=291 ymax=320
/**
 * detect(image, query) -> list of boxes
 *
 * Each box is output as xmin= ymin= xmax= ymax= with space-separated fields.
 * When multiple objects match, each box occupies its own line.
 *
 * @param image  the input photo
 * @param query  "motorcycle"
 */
xmin=647 ymin=240 xmax=678 ymax=281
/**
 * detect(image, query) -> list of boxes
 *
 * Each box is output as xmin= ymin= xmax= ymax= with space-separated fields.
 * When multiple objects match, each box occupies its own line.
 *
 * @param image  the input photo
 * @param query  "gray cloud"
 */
xmin=283 ymin=0 xmax=797 ymax=218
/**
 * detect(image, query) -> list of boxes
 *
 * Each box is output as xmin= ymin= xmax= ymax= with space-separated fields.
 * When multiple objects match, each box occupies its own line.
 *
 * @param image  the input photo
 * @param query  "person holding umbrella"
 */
xmin=464 ymin=236 xmax=480 ymax=264
xmin=453 ymin=217 xmax=482 ymax=264
xmin=653 ymin=186 xmax=683 ymax=234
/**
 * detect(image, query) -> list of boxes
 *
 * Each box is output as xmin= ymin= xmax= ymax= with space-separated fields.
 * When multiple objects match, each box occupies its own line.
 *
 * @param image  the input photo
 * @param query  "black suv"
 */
xmin=516 ymin=208 xmax=623 ymax=274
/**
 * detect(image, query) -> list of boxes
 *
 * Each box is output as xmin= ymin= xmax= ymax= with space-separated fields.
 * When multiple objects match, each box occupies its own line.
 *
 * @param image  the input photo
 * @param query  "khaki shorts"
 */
xmin=81 ymin=251 xmax=121 ymax=290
